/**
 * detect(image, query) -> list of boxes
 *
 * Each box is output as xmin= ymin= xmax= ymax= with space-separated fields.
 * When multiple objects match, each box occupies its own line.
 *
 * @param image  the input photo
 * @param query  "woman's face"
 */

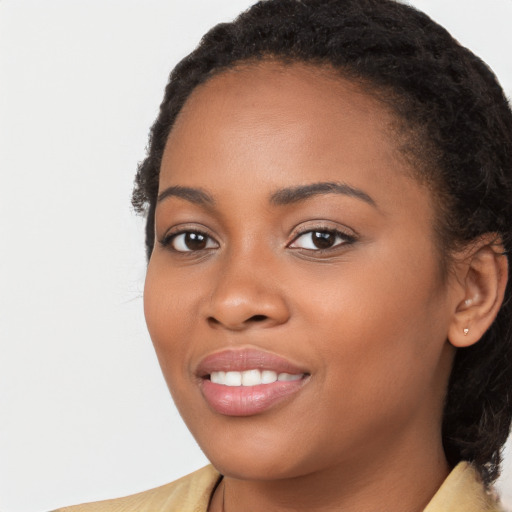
xmin=144 ymin=63 xmax=457 ymax=480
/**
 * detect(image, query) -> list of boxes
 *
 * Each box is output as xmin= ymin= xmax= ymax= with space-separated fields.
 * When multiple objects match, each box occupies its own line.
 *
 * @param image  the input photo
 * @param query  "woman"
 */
xmin=57 ymin=0 xmax=511 ymax=510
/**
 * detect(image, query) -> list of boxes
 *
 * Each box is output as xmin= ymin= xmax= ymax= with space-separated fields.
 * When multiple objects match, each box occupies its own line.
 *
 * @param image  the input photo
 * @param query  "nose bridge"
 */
xmin=207 ymin=241 xmax=289 ymax=330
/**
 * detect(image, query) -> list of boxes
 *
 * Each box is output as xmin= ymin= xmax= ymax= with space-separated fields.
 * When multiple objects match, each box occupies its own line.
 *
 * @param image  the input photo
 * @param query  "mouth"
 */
xmin=209 ymin=369 xmax=303 ymax=386
xmin=196 ymin=349 xmax=310 ymax=416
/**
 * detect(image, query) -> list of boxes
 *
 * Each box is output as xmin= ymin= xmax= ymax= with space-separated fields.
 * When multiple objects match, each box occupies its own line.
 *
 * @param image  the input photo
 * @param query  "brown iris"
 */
xmin=184 ymin=232 xmax=208 ymax=250
xmin=312 ymin=231 xmax=337 ymax=249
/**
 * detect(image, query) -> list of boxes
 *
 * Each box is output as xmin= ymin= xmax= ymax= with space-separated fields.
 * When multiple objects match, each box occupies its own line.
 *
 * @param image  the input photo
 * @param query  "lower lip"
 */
xmin=200 ymin=378 xmax=307 ymax=416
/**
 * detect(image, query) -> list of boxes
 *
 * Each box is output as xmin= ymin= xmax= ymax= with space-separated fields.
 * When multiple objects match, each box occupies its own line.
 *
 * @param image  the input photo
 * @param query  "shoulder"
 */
xmin=424 ymin=462 xmax=504 ymax=512
xmin=53 ymin=465 xmax=221 ymax=512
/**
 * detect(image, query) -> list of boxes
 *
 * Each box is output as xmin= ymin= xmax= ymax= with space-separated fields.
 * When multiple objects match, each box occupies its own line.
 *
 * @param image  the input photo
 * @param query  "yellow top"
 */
xmin=55 ymin=462 xmax=503 ymax=512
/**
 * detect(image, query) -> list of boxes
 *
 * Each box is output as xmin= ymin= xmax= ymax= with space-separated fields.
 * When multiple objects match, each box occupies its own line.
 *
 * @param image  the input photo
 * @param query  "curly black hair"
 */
xmin=132 ymin=0 xmax=512 ymax=484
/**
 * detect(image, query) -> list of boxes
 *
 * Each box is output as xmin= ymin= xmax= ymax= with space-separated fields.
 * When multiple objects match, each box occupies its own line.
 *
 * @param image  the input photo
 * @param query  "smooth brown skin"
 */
xmin=144 ymin=62 xmax=508 ymax=512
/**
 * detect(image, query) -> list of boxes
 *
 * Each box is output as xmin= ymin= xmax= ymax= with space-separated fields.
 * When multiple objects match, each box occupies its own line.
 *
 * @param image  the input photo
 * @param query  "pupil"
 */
xmin=185 ymin=232 xmax=207 ymax=250
xmin=313 ymin=231 xmax=334 ymax=249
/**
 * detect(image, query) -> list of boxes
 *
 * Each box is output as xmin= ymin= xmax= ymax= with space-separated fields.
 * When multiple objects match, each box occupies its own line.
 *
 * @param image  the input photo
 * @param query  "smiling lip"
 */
xmin=196 ymin=348 xmax=310 ymax=416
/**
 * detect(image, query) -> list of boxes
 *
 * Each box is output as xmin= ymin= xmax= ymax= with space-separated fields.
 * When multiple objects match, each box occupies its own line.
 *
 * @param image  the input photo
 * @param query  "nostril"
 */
xmin=206 ymin=314 xmax=272 ymax=330
xmin=248 ymin=315 xmax=268 ymax=323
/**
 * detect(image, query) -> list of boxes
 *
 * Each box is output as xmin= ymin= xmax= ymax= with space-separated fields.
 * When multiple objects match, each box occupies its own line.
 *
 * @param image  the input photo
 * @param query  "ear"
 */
xmin=448 ymin=234 xmax=508 ymax=348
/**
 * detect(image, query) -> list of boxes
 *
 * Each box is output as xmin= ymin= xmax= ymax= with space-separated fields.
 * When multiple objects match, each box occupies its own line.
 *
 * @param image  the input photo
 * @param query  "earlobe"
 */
xmin=448 ymin=235 xmax=508 ymax=348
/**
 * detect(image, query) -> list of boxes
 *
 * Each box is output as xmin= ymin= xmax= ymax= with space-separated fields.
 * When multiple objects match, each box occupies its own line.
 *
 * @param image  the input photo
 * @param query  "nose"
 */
xmin=205 ymin=255 xmax=290 ymax=331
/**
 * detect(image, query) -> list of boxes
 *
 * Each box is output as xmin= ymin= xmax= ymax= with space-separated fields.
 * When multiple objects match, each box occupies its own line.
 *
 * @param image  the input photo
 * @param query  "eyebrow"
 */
xmin=270 ymin=181 xmax=376 ymax=207
xmin=157 ymin=185 xmax=215 ymax=206
xmin=156 ymin=181 xmax=376 ymax=209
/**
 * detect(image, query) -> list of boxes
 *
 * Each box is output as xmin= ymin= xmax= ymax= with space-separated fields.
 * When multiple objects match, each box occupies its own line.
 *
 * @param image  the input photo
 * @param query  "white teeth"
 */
xmin=261 ymin=370 xmax=278 ymax=384
xmin=209 ymin=369 xmax=301 ymax=386
xmin=210 ymin=371 xmax=225 ymax=384
xmin=224 ymin=371 xmax=242 ymax=386
xmin=278 ymin=372 xmax=302 ymax=382
xmin=241 ymin=369 xmax=261 ymax=386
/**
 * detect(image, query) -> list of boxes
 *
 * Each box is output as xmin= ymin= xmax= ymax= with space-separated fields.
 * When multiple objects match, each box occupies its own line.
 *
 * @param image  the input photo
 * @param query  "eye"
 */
xmin=166 ymin=231 xmax=218 ymax=252
xmin=289 ymin=229 xmax=354 ymax=251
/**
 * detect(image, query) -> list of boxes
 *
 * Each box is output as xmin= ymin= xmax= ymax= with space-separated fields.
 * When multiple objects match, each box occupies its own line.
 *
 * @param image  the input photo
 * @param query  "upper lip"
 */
xmin=196 ymin=348 xmax=309 ymax=378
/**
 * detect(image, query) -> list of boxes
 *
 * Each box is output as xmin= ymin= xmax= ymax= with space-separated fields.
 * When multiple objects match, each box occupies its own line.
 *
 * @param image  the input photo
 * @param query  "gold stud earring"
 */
xmin=463 ymin=328 xmax=469 ymax=336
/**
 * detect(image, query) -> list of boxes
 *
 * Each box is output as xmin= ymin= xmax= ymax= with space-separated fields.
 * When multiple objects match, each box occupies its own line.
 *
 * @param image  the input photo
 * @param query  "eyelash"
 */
xmin=160 ymin=229 xmax=218 ymax=253
xmin=288 ymin=227 xmax=357 ymax=252
xmin=160 ymin=226 xmax=356 ymax=254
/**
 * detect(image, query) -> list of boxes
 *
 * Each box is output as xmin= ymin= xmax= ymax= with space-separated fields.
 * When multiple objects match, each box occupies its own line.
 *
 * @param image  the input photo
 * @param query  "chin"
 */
xmin=191 ymin=421 xmax=327 ymax=481
xmin=207 ymin=451 xmax=309 ymax=481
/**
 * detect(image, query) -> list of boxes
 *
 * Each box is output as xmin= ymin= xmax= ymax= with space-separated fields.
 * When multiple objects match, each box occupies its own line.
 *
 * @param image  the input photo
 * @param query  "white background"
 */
xmin=1 ymin=1 xmax=511 ymax=511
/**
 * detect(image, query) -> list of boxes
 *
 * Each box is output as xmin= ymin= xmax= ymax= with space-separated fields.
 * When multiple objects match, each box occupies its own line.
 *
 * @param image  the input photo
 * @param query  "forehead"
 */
xmin=160 ymin=60 xmax=428 ymax=218
xmin=168 ymin=61 xmax=398 ymax=166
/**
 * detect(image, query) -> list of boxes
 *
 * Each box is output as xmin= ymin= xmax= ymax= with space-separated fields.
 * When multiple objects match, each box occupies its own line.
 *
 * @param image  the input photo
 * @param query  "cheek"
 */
xmin=143 ymin=258 xmax=200 ymax=377
xmin=297 ymin=239 xmax=450 ymax=396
